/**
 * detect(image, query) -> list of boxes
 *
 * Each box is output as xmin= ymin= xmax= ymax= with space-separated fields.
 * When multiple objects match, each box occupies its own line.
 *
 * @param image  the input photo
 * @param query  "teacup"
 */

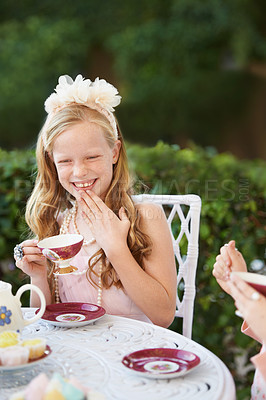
xmin=0 ymin=281 xmax=46 ymax=333
xmin=37 ymin=234 xmax=84 ymax=274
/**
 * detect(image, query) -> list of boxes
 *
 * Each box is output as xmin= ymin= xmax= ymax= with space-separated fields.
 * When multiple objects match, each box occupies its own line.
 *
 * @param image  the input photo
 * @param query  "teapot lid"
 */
xmin=0 ymin=281 xmax=11 ymax=290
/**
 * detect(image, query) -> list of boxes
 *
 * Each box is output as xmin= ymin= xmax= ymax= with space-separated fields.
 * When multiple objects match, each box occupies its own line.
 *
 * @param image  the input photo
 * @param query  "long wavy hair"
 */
xmin=26 ymin=105 xmax=152 ymax=295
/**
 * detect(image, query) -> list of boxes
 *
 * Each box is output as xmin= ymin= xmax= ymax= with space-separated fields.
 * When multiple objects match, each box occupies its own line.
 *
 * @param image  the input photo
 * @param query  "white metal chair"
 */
xmin=133 ymin=194 xmax=201 ymax=339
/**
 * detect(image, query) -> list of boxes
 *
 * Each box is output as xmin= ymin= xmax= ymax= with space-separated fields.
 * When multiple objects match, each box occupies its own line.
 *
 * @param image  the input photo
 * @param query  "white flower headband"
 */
xmin=44 ymin=74 xmax=122 ymax=139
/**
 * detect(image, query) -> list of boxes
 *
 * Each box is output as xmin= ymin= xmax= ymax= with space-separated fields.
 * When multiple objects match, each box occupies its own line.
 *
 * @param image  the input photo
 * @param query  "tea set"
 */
xmin=2 ymin=233 xmax=83 ymax=333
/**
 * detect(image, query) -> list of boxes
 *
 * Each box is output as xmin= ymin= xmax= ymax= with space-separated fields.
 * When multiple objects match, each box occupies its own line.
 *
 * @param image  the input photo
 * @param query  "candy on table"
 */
xmin=9 ymin=373 xmax=106 ymax=400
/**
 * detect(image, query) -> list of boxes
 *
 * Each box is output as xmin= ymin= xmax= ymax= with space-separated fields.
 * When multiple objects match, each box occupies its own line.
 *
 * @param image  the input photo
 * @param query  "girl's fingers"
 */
xmin=80 ymin=190 xmax=117 ymax=222
xmin=22 ymin=246 xmax=43 ymax=256
xmin=85 ymin=190 xmax=105 ymax=211
xmin=82 ymin=211 xmax=93 ymax=228
xmin=20 ymin=239 xmax=39 ymax=247
xmin=16 ymin=256 xmax=45 ymax=271
xmin=18 ymin=239 xmax=43 ymax=256
xmin=83 ymin=190 xmax=102 ymax=211
xmin=119 ymin=207 xmax=128 ymax=221
xmin=78 ymin=193 xmax=101 ymax=219
xmin=23 ymin=254 xmax=46 ymax=263
xmin=14 ymin=241 xmax=43 ymax=262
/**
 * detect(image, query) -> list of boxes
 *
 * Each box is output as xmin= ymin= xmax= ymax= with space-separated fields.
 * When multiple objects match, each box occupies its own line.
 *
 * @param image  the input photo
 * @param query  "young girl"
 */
xmin=14 ymin=74 xmax=177 ymax=327
xmin=213 ymin=240 xmax=266 ymax=399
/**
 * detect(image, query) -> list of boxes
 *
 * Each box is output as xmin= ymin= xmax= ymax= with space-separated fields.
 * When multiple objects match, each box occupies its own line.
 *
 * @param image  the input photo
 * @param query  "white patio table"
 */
xmin=2 ymin=308 xmax=236 ymax=400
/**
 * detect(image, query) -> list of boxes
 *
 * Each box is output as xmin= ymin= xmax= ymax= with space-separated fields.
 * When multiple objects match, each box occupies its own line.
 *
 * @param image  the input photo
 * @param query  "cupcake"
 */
xmin=0 ymin=345 xmax=29 ymax=366
xmin=22 ymin=337 xmax=46 ymax=360
xmin=0 ymin=331 xmax=20 ymax=348
xmin=0 ymin=331 xmax=20 ymax=341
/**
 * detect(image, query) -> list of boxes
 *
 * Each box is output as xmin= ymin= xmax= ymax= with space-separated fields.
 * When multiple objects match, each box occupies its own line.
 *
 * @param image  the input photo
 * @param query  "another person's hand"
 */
xmin=213 ymin=240 xmax=247 ymax=295
xmin=14 ymin=239 xmax=47 ymax=279
xmin=228 ymin=274 xmax=266 ymax=344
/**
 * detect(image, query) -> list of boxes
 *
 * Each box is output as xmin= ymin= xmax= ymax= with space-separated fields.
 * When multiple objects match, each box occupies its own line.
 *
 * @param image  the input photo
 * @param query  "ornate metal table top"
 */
xmin=1 ymin=310 xmax=236 ymax=400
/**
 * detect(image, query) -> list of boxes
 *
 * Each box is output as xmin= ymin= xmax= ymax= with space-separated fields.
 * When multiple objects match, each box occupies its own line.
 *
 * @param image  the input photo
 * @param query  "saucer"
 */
xmin=122 ymin=347 xmax=200 ymax=379
xmin=37 ymin=302 xmax=106 ymax=327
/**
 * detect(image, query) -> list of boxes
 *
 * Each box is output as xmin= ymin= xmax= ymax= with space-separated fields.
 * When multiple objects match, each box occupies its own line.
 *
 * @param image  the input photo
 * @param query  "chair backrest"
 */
xmin=133 ymin=194 xmax=201 ymax=339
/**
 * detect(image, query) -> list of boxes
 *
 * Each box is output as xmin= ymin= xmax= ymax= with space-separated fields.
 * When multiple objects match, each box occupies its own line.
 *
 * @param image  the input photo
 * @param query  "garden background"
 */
xmin=0 ymin=1 xmax=265 ymax=399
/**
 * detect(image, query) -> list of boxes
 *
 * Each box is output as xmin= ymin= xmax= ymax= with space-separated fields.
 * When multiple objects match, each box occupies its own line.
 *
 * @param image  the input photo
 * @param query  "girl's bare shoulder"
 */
xmin=135 ymin=202 xmax=166 ymax=224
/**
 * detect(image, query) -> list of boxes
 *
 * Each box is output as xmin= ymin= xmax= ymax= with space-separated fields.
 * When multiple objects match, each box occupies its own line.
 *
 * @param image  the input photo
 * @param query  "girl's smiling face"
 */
xmin=52 ymin=121 xmax=120 ymax=200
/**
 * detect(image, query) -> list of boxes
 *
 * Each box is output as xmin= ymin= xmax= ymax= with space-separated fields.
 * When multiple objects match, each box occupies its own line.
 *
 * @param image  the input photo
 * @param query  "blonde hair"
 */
xmin=26 ymin=105 xmax=151 ymax=294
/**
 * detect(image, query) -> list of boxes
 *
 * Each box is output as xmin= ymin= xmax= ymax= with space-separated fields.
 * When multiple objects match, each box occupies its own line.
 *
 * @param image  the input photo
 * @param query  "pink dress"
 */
xmin=57 ymin=219 xmax=152 ymax=323
xmin=242 ymin=321 xmax=266 ymax=399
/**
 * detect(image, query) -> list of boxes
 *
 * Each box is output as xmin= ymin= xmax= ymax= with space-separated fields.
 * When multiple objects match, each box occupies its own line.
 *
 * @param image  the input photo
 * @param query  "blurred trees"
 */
xmin=0 ymin=0 xmax=266 ymax=157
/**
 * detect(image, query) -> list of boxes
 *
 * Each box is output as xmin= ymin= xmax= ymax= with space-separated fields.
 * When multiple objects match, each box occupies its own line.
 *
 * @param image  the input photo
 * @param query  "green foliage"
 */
xmin=0 ymin=143 xmax=265 ymax=397
xmin=0 ymin=16 xmax=88 ymax=148
xmin=108 ymin=0 xmax=266 ymax=148
xmin=1 ymin=0 xmax=266 ymax=154
xmin=0 ymin=148 xmax=35 ymax=285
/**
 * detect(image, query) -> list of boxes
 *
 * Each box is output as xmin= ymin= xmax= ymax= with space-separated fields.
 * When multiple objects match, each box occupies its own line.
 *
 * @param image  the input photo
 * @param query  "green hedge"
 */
xmin=0 ymin=143 xmax=265 ymax=399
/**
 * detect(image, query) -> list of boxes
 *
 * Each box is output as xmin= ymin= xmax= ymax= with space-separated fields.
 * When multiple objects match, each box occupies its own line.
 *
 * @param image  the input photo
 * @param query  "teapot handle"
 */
xmin=16 ymin=284 xmax=46 ymax=326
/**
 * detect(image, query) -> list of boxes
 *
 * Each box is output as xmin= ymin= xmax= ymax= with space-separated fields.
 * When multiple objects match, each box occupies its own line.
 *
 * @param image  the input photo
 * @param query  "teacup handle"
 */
xmin=16 ymin=284 xmax=46 ymax=326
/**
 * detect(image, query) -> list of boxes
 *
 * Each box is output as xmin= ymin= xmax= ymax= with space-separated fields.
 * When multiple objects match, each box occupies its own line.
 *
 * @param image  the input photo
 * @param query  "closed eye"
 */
xmin=86 ymin=155 xmax=100 ymax=160
xmin=57 ymin=159 xmax=71 ymax=164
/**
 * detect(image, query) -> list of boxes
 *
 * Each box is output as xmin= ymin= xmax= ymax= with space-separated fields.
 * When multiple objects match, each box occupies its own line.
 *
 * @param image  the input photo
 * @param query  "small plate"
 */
xmin=37 ymin=302 xmax=106 ymax=327
xmin=122 ymin=348 xmax=200 ymax=379
xmin=0 ymin=345 xmax=52 ymax=372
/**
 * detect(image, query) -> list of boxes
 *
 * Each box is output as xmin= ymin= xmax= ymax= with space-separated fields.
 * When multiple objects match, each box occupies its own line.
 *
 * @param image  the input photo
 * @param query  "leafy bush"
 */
xmin=0 ymin=143 xmax=265 ymax=399
xmin=0 ymin=148 xmax=36 ymax=288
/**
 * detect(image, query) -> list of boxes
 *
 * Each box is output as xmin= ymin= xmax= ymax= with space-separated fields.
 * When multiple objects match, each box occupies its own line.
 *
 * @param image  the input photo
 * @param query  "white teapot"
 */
xmin=0 ymin=281 xmax=46 ymax=333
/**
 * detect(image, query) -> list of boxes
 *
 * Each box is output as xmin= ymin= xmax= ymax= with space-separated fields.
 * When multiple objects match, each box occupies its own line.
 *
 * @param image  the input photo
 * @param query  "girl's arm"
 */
xmin=79 ymin=190 xmax=177 ymax=327
xmin=15 ymin=239 xmax=52 ymax=306
xmin=30 ymin=275 xmax=52 ymax=307
xmin=110 ymin=202 xmax=177 ymax=327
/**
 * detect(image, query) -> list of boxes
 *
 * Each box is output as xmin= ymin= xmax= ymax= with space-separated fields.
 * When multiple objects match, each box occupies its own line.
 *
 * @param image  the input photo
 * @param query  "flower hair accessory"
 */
xmin=44 ymin=74 xmax=121 ymax=139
